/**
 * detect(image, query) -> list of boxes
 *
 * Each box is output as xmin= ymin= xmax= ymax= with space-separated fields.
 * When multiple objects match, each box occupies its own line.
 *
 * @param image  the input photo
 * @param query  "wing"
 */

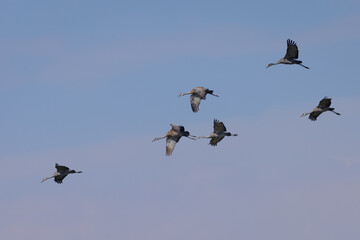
xmin=309 ymin=111 xmax=322 ymax=121
xmin=284 ymin=39 xmax=299 ymax=60
xmin=170 ymin=124 xmax=184 ymax=133
xmin=166 ymin=137 xmax=179 ymax=156
xmin=54 ymin=174 xmax=67 ymax=184
xmin=318 ymin=97 xmax=331 ymax=109
xmin=55 ymin=163 xmax=69 ymax=174
xmin=193 ymin=87 xmax=207 ymax=99
xmin=190 ymin=95 xmax=202 ymax=112
xmin=213 ymin=119 xmax=226 ymax=133
xmin=210 ymin=137 xmax=224 ymax=146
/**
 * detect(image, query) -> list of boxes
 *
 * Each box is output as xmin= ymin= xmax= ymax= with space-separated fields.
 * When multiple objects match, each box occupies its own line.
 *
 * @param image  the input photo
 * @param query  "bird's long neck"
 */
xmin=198 ymin=135 xmax=211 ymax=139
xmin=152 ymin=136 xmax=166 ymax=142
xmin=179 ymin=92 xmax=192 ymax=97
xmin=41 ymin=176 xmax=53 ymax=183
xmin=301 ymin=112 xmax=311 ymax=117
xmin=267 ymin=62 xmax=280 ymax=68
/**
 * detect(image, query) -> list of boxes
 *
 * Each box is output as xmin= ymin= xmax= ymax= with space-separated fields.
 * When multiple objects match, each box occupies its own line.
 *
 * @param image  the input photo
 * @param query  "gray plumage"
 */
xmin=267 ymin=39 xmax=309 ymax=69
xmin=198 ymin=119 xmax=238 ymax=146
xmin=300 ymin=97 xmax=341 ymax=121
xmin=178 ymin=87 xmax=219 ymax=112
xmin=152 ymin=124 xmax=196 ymax=156
xmin=41 ymin=163 xmax=83 ymax=184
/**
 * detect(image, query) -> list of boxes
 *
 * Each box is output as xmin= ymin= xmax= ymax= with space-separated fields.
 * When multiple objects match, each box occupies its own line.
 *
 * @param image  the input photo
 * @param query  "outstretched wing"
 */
xmin=190 ymin=95 xmax=202 ymax=112
xmin=55 ymin=163 xmax=69 ymax=174
xmin=318 ymin=97 xmax=331 ymax=109
xmin=309 ymin=111 xmax=322 ymax=121
xmin=213 ymin=119 xmax=226 ymax=133
xmin=210 ymin=137 xmax=224 ymax=146
xmin=166 ymin=137 xmax=180 ymax=156
xmin=285 ymin=39 xmax=299 ymax=60
xmin=54 ymin=174 xmax=67 ymax=184
xmin=170 ymin=124 xmax=185 ymax=133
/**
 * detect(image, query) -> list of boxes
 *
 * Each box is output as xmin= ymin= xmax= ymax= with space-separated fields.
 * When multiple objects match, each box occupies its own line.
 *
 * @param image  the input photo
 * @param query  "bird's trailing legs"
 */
xmin=330 ymin=110 xmax=341 ymax=115
xmin=186 ymin=135 xmax=197 ymax=140
xmin=298 ymin=63 xmax=309 ymax=69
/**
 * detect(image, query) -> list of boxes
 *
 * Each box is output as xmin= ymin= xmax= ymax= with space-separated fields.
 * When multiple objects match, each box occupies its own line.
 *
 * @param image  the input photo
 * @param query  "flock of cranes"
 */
xmin=41 ymin=39 xmax=341 ymax=183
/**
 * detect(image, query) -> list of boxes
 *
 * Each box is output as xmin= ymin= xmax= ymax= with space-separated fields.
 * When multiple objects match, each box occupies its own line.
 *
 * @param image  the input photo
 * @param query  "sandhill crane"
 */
xmin=153 ymin=124 xmax=196 ymax=156
xmin=267 ymin=39 xmax=309 ymax=69
xmin=300 ymin=97 xmax=341 ymax=121
xmin=41 ymin=163 xmax=83 ymax=184
xmin=198 ymin=119 xmax=238 ymax=146
xmin=178 ymin=87 xmax=219 ymax=112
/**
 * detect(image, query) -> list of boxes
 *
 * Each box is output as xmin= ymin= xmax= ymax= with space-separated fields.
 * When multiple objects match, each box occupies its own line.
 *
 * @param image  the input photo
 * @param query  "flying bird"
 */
xmin=153 ymin=124 xmax=196 ymax=156
xmin=198 ymin=119 xmax=238 ymax=146
xmin=41 ymin=163 xmax=83 ymax=184
xmin=178 ymin=87 xmax=219 ymax=112
xmin=267 ymin=39 xmax=309 ymax=69
xmin=300 ymin=97 xmax=341 ymax=121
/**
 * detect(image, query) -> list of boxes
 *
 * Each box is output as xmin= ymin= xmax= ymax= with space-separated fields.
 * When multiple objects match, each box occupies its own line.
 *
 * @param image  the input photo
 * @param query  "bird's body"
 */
xmin=198 ymin=119 xmax=238 ymax=146
xmin=41 ymin=163 xmax=82 ymax=184
xmin=267 ymin=39 xmax=309 ymax=69
xmin=153 ymin=124 xmax=196 ymax=156
xmin=301 ymin=97 xmax=341 ymax=121
xmin=178 ymin=87 xmax=219 ymax=112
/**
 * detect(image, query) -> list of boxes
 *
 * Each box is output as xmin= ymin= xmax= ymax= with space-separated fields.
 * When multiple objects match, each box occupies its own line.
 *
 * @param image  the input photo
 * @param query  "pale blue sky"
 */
xmin=1 ymin=1 xmax=360 ymax=239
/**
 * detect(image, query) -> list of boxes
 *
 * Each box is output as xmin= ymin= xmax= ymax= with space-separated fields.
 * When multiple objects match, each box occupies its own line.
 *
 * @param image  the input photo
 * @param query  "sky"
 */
xmin=1 ymin=1 xmax=360 ymax=239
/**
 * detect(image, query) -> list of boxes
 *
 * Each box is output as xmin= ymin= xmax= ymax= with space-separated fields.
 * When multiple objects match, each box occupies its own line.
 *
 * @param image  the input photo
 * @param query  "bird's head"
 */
xmin=41 ymin=178 xmax=46 ymax=183
xmin=300 ymin=113 xmax=306 ymax=117
xmin=178 ymin=93 xmax=185 ymax=97
xmin=266 ymin=63 xmax=272 ymax=68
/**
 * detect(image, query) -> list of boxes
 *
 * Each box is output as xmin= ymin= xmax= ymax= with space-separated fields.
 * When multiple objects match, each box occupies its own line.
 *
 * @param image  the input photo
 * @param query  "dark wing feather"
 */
xmin=317 ymin=97 xmax=331 ymax=109
xmin=54 ymin=174 xmax=67 ymax=184
xmin=190 ymin=95 xmax=201 ymax=112
xmin=210 ymin=137 xmax=224 ymax=146
xmin=285 ymin=39 xmax=299 ymax=60
xmin=309 ymin=111 xmax=322 ymax=121
xmin=55 ymin=163 xmax=69 ymax=174
xmin=213 ymin=119 xmax=226 ymax=133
